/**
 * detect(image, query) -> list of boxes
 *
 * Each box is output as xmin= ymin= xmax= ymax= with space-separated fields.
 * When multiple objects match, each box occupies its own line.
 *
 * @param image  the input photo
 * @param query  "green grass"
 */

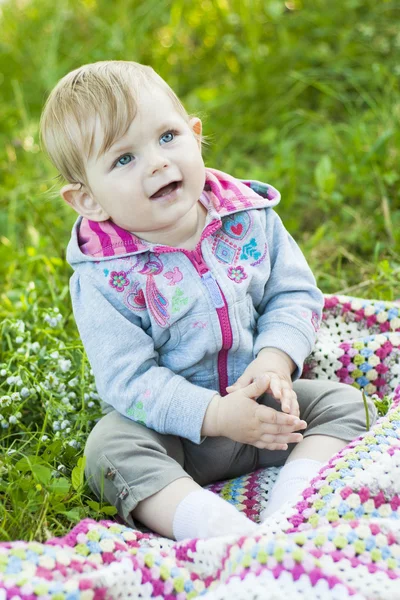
xmin=1 ymin=0 xmax=400 ymax=541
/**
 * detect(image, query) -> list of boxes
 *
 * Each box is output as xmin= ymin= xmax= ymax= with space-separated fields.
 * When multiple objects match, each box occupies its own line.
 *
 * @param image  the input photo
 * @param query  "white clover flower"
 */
xmin=68 ymin=392 xmax=77 ymax=399
xmin=20 ymin=387 xmax=30 ymax=399
xmin=11 ymin=392 xmax=20 ymax=402
xmin=27 ymin=281 xmax=35 ymax=291
xmin=58 ymin=359 xmax=71 ymax=373
xmin=52 ymin=421 xmax=60 ymax=431
xmin=68 ymin=378 xmax=78 ymax=389
xmin=68 ymin=439 xmax=79 ymax=448
xmin=6 ymin=376 xmax=16 ymax=385
xmin=90 ymin=392 xmax=100 ymax=400
xmin=41 ymin=435 xmax=49 ymax=442
xmin=15 ymin=377 xmax=23 ymax=387
xmin=14 ymin=320 xmax=25 ymax=333
xmin=15 ymin=336 xmax=24 ymax=344
xmin=50 ymin=351 xmax=60 ymax=359
xmin=0 ymin=369 xmax=7 ymax=377
xmin=30 ymin=342 xmax=40 ymax=353
xmin=45 ymin=373 xmax=59 ymax=389
xmin=9 ymin=415 xmax=18 ymax=424
xmin=66 ymin=427 xmax=71 ymax=434
xmin=17 ymin=348 xmax=25 ymax=355
xmin=57 ymin=464 xmax=67 ymax=473
xmin=60 ymin=419 xmax=70 ymax=430
xmin=88 ymin=401 xmax=95 ymax=408
xmin=1 ymin=421 xmax=9 ymax=429
xmin=0 ymin=396 xmax=11 ymax=406
xmin=84 ymin=393 xmax=90 ymax=401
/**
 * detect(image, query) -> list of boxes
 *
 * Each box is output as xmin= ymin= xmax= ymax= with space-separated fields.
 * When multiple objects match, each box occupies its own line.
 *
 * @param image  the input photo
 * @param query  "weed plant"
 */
xmin=1 ymin=0 xmax=399 ymax=541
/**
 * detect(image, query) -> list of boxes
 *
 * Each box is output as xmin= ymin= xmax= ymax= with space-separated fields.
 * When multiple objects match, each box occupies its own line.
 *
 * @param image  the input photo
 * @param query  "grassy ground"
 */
xmin=1 ymin=0 xmax=399 ymax=541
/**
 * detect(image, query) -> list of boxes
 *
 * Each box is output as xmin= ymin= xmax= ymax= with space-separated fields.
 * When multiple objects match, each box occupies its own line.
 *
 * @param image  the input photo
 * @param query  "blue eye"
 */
xmin=116 ymin=154 xmax=134 ymax=167
xmin=160 ymin=131 xmax=175 ymax=145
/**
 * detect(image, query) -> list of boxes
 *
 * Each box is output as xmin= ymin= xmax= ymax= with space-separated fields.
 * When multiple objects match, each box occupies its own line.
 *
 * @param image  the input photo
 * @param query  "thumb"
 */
xmin=242 ymin=374 xmax=270 ymax=399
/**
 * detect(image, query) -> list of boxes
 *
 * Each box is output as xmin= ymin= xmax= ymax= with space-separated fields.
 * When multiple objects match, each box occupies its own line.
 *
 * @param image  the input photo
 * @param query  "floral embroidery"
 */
xmin=126 ymin=401 xmax=146 ymax=426
xmin=228 ymin=265 xmax=248 ymax=283
xmin=139 ymin=255 xmax=169 ymax=326
xmin=172 ymin=288 xmax=189 ymax=313
xmin=163 ymin=267 xmax=183 ymax=286
xmin=109 ymin=271 xmax=130 ymax=292
xmin=240 ymin=238 xmax=261 ymax=261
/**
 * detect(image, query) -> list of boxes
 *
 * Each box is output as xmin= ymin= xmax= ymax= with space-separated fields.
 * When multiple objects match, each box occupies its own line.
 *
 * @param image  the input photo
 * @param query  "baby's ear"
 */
xmin=189 ymin=117 xmax=202 ymax=147
xmin=60 ymin=183 xmax=109 ymax=221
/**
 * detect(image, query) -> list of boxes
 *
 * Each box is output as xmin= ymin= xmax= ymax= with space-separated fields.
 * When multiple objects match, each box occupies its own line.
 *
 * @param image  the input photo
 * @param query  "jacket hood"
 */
xmin=66 ymin=167 xmax=280 ymax=267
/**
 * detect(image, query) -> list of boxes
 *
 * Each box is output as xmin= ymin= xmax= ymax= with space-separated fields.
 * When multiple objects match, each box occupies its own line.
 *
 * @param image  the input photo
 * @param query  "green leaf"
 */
xmin=87 ymin=500 xmax=100 ymax=512
xmin=41 ymin=440 xmax=63 ymax=462
xmin=15 ymin=456 xmax=45 ymax=473
xmin=49 ymin=477 xmax=70 ymax=496
xmin=62 ymin=508 xmax=85 ymax=523
xmin=31 ymin=464 xmax=52 ymax=485
xmin=71 ymin=456 xmax=86 ymax=491
xmin=100 ymin=505 xmax=118 ymax=516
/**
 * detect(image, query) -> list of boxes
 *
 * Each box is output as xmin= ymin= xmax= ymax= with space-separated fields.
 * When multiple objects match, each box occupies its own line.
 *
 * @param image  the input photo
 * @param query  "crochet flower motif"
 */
xmin=227 ymin=265 xmax=247 ymax=283
xmin=109 ymin=271 xmax=130 ymax=292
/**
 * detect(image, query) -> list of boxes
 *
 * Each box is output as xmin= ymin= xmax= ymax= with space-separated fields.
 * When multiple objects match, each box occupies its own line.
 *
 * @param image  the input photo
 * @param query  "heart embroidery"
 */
xmin=126 ymin=283 xmax=146 ymax=311
xmin=222 ymin=212 xmax=250 ymax=240
xmin=231 ymin=224 xmax=243 ymax=236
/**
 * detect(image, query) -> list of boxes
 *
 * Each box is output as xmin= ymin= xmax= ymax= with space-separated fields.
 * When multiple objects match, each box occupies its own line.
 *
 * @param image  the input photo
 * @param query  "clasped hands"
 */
xmin=202 ymin=348 xmax=307 ymax=450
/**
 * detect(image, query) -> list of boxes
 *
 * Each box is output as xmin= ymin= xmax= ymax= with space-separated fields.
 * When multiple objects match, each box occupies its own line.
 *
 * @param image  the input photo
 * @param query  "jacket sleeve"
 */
xmin=70 ymin=272 xmax=216 ymax=443
xmin=253 ymin=208 xmax=324 ymax=378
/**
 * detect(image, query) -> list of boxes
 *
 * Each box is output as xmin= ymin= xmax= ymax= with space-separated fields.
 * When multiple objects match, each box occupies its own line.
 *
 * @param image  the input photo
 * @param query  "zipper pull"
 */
xmin=202 ymin=272 xmax=224 ymax=308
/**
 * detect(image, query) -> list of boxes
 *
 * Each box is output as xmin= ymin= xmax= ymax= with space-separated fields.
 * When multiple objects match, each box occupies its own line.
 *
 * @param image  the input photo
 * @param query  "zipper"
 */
xmin=187 ymin=246 xmax=233 ymax=397
xmin=155 ymin=229 xmax=233 ymax=397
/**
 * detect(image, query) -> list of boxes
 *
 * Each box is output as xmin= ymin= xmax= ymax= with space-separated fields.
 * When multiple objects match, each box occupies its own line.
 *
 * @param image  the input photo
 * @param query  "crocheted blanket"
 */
xmin=1 ymin=294 xmax=400 ymax=599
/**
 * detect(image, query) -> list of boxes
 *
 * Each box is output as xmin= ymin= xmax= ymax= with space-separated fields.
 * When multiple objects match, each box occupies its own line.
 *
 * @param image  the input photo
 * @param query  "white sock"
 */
xmin=261 ymin=458 xmax=323 ymax=520
xmin=172 ymin=489 xmax=258 ymax=540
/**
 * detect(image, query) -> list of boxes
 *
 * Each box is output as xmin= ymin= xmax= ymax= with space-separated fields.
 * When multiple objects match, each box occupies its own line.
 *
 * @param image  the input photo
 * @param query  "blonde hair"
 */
xmin=40 ymin=60 xmax=189 ymax=188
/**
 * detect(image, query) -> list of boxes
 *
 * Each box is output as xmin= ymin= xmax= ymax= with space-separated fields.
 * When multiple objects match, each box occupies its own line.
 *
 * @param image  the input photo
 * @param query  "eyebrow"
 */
xmin=101 ymin=120 xmax=183 ymax=163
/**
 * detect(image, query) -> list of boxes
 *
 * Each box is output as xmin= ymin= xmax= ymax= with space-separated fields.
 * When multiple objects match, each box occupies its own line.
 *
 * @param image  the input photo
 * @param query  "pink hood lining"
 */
xmin=78 ymin=168 xmax=280 ymax=258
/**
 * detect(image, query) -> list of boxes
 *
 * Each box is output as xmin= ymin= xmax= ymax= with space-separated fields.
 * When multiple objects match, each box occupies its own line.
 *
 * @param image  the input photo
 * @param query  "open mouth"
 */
xmin=150 ymin=181 xmax=181 ymax=199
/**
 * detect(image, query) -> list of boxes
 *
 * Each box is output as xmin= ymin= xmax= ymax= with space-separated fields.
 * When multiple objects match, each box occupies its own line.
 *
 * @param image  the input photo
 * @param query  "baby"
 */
xmin=40 ymin=61 xmax=376 ymax=539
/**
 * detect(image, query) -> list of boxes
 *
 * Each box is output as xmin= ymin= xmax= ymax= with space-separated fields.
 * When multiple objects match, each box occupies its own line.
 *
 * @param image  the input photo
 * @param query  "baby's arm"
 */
xmin=252 ymin=208 xmax=324 ymax=377
xmin=71 ymin=273 xmax=216 ymax=444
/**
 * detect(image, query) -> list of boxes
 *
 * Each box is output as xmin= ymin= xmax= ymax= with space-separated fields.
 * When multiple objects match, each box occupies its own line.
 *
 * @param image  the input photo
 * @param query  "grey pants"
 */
xmin=84 ymin=379 xmax=377 ymax=526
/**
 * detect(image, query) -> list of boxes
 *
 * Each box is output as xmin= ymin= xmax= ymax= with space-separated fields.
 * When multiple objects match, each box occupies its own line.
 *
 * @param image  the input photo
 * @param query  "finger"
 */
xmin=253 ymin=441 xmax=288 ymax=451
xmin=280 ymin=387 xmax=297 ymax=414
xmin=290 ymin=395 xmax=300 ymax=418
xmin=243 ymin=374 xmax=271 ymax=399
xmin=257 ymin=405 xmax=306 ymax=428
xmin=268 ymin=373 xmax=283 ymax=400
xmin=260 ymin=432 xmax=304 ymax=445
xmin=260 ymin=420 xmax=307 ymax=435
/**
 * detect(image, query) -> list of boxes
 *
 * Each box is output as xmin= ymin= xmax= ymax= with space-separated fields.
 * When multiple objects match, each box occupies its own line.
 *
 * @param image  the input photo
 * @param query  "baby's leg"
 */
xmin=84 ymin=411 xmax=257 ymax=539
xmin=259 ymin=380 xmax=377 ymax=517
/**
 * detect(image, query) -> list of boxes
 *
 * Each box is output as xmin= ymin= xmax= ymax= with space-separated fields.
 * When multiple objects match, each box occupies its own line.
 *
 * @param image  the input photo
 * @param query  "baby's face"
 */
xmin=84 ymin=86 xmax=206 ymax=243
